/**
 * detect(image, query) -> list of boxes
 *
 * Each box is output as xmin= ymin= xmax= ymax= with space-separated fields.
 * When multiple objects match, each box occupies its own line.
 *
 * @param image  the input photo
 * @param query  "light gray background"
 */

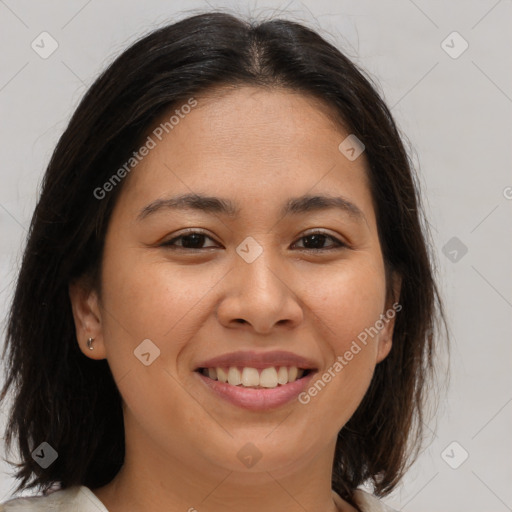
xmin=0 ymin=1 xmax=511 ymax=511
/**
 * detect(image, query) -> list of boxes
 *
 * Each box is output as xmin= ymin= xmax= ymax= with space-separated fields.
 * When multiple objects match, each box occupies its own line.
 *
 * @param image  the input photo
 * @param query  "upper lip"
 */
xmin=194 ymin=350 xmax=319 ymax=370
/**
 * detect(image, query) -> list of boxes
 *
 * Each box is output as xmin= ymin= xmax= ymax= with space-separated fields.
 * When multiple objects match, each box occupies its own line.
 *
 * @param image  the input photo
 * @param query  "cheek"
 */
xmin=100 ymin=252 xmax=223 ymax=358
xmin=98 ymin=256 xmax=219 ymax=422
xmin=307 ymin=260 xmax=386 ymax=351
xmin=299 ymin=262 xmax=386 ymax=418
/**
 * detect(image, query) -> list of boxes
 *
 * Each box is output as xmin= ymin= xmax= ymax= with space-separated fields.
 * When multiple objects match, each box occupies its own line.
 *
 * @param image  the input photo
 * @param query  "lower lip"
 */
xmin=195 ymin=370 xmax=316 ymax=411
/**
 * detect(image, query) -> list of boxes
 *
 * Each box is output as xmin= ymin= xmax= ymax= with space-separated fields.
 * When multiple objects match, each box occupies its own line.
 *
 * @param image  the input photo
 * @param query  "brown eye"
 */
xmin=161 ymin=231 xmax=218 ymax=249
xmin=293 ymin=232 xmax=345 ymax=251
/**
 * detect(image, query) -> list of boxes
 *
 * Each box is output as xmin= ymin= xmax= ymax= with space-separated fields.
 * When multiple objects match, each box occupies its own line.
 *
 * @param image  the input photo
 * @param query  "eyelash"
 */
xmin=160 ymin=229 xmax=347 ymax=252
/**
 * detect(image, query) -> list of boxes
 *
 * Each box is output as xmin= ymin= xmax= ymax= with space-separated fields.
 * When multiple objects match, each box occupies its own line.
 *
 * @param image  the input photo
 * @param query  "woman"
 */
xmin=0 ymin=11 xmax=447 ymax=512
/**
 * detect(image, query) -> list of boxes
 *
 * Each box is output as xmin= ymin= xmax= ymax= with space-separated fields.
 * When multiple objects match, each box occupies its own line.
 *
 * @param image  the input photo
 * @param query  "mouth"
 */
xmin=192 ymin=350 xmax=319 ymax=410
xmin=194 ymin=365 xmax=317 ymax=411
xmin=195 ymin=366 xmax=314 ymax=389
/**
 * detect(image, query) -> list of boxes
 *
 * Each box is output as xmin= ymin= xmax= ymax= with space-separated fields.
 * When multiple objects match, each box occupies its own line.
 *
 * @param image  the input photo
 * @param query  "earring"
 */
xmin=87 ymin=337 xmax=95 ymax=350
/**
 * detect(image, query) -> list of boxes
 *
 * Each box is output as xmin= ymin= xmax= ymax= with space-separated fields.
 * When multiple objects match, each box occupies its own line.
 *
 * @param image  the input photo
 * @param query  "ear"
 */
xmin=69 ymin=277 xmax=107 ymax=360
xmin=376 ymin=272 xmax=402 ymax=363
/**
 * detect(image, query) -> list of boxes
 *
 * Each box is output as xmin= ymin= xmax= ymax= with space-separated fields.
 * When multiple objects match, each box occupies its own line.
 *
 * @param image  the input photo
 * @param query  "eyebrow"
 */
xmin=136 ymin=192 xmax=366 ymax=223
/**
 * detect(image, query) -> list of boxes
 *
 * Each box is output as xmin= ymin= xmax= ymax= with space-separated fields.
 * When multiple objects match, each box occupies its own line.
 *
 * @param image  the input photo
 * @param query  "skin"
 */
xmin=70 ymin=86 xmax=401 ymax=512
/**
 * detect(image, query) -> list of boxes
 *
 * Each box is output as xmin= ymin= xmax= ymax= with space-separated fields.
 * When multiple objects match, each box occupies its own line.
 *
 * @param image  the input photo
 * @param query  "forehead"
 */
xmin=116 ymin=86 xmax=374 ymax=222
xmin=185 ymin=86 xmax=348 ymax=154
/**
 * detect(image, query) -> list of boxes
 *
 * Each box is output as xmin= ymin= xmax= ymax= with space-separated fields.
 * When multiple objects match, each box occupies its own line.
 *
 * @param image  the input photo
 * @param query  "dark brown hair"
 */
xmin=0 ymin=11 xmax=448 ymax=504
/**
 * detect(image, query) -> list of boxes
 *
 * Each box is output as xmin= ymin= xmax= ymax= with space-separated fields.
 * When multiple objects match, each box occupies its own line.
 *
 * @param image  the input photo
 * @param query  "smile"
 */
xmin=196 ymin=366 xmax=312 ymax=389
xmin=194 ymin=366 xmax=317 ymax=411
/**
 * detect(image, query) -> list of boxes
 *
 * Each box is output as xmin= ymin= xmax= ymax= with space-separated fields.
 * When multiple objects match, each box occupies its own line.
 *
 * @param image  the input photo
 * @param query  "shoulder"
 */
xmin=353 ymin=489 xmax=399 ymax=512
xmin=0 ymin=485 xmax=108 ymax=511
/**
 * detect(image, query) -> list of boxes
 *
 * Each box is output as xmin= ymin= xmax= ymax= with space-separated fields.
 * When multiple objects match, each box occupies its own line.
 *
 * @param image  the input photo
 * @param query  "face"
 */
xmin=70 ymin=86 xmax=400 ymax=483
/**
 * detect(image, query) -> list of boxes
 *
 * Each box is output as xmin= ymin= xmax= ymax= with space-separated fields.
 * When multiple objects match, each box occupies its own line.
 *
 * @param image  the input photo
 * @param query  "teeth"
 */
xmin=217 ymin=367 xmax=228 ymax=383
xmin=228 ymin=367 xmax=242 ymax=386
xmin=201 ymin=366 xmax=307 ymax=388
xmin=260 ymin=367 xmax=278 ymax=388
xmin=241 ymin=367 xmax=259 ymax=387
xmin=277 ymin=366 xmax=288 ymax=385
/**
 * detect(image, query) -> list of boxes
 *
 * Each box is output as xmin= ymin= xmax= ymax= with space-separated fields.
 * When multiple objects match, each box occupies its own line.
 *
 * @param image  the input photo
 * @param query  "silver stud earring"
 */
xmin=87 ymin=337 xmax=95 ymax=350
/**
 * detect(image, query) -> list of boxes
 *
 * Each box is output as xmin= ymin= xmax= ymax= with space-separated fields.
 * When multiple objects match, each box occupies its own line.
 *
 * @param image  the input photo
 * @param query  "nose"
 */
xmin=216 ymin=244 xmax=304 ymax=334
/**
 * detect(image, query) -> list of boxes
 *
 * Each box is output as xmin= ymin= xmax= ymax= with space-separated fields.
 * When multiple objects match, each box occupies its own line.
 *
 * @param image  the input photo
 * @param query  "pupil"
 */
xmin=183 ymin=234 xmax=204 ymax=248
xmin=304 ymin=234 xmax=325 ymax=249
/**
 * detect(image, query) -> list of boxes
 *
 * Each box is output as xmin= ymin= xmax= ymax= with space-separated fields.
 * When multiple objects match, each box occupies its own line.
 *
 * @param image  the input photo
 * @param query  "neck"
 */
xmin=91 ymin=412 xmax=355 ymax=512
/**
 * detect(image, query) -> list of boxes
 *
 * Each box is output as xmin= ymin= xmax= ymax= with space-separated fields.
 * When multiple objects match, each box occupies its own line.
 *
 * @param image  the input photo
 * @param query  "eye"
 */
xmin=160 ymin=230 xmax=219 ymax=250
xmin=292 ymin=231 xmax=346 ymax=251
xmin=160 ymin=229 xmax=346 ymax=251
